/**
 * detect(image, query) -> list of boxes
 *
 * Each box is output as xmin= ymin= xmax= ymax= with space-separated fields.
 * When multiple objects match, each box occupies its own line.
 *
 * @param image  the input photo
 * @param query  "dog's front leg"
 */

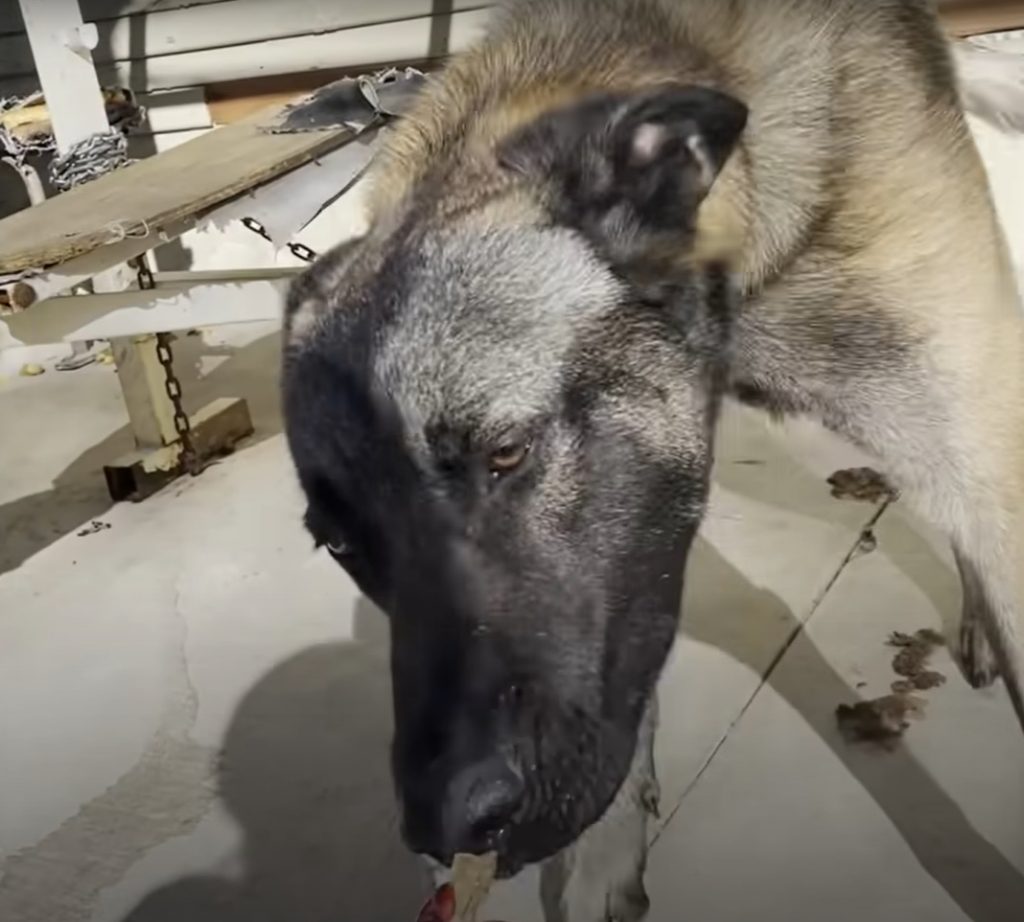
xmin=539 ymin=700 xmax=659 ymax=922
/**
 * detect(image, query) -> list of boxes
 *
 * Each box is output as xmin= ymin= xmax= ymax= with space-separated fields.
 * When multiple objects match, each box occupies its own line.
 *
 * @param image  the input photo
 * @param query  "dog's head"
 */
xmin=281 ymin=84 xmax=746 ymax=875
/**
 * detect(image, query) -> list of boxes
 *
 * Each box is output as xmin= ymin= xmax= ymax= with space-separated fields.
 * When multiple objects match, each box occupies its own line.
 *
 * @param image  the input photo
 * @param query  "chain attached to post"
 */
xmin=240 ymin=217 xmax=318 ymax=263
xmin=154 ymin=332 xmax=205 ymax=476
xmin=132 ymin=255 xmax=205 ymax=477
xmin=132 ymin=252 xmax=155 ymax=290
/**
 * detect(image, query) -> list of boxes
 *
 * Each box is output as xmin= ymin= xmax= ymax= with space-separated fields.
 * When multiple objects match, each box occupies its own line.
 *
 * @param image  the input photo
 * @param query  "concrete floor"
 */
xmin=1 ymin=322 xmax=1023 ymax=922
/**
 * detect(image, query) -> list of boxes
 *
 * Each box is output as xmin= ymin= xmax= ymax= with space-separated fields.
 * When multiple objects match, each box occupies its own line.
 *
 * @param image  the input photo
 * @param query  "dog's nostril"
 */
xmin=443 ymin=757 xmax=524 ymax=853
xmin=466 ymin=771 xmax=521 ymax=834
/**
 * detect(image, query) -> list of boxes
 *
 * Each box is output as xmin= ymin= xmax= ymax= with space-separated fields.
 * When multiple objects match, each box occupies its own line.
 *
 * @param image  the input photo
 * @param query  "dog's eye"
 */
xmin=325 ymin=538 xmax=353 ymax=560
xmin=488 ymin=437 xmax=532 ymax=476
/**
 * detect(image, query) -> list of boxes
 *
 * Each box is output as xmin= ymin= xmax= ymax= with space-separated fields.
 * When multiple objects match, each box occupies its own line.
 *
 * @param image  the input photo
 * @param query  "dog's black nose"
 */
xmin=442 ymin=756 xmax=524 ymax=855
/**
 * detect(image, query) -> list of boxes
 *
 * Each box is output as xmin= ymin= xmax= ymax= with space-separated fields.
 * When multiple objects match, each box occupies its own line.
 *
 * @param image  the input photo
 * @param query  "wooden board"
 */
xmin=0 ymin=99 xmax=354 ymax=274
xmin=940 ymin=0 xmax=1024 ymax=36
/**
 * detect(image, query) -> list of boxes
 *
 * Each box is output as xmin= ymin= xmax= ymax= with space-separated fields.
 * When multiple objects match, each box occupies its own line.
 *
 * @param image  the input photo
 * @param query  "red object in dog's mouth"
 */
xmin=416 ymin=852 xmax=500 ymax=922
xmin=416 ymin=883 xmax=456 ymax=922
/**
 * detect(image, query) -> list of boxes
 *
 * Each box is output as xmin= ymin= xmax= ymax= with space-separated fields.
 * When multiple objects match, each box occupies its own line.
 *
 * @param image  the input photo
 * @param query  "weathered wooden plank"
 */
xmin=0 ymin=101 xmax=354 ymax=273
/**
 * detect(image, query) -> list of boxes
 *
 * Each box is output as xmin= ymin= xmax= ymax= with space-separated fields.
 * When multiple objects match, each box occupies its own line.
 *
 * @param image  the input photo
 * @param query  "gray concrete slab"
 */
xmin=2 ymin=328 xmax=1021 ymax=922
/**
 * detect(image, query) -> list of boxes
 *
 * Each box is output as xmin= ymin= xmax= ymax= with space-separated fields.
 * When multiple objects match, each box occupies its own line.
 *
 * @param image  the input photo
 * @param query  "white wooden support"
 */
xmin=17 ymin=0 xmax=136 ymax=373
xmin=111 ymin=334 xmax=180 ymax=449
xmin=16 ymin=0 xmax=107 ymax=153
xmin=16 ymin=1 xmax=134 ymax=300
xmin=16 ymin=0 xmax=253 ymax=500
xmin=3 ymin=270 xmax=301 ymax=344
xmin=0 ymin=218 xmax=198 ymax=300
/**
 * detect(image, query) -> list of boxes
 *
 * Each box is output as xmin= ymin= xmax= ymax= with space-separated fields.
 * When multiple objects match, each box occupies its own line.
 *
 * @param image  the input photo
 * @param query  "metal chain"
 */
xmin=241 ymin=216 xmax=318 ymax=263
xmin=133 ymin=253 xmax=155 ymax=290
xmin=49 ymin=129 xmax=131 ymax=192
xmin=133 ymin=256 xmax=205 ymax=477
xmin=2 ymin=87 xmax=143 ymax=170
xmin=155 ymin=332 xmax=205 ymax=477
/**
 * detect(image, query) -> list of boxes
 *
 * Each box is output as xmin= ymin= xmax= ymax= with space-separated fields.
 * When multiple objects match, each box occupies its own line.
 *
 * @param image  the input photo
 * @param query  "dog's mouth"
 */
xmin=492 ymin=849 xmax=526 ymax=880
xmin=417 ymin=832 xmax=526 ymax=880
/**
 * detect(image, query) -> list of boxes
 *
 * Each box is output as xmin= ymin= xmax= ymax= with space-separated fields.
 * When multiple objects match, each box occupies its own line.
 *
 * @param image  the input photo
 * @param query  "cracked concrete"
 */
xmin=0 ymin=536 xmax=211 ymax=922
xmin=1 ymin=322 xmax=1023 ymax=922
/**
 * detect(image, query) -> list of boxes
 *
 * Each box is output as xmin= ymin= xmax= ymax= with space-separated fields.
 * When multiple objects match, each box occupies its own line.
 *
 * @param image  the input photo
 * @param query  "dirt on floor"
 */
xmin=836 ymin=628 xmax=947 ymax=749
xmin=826 ymin=467 xmax=898 ymax=504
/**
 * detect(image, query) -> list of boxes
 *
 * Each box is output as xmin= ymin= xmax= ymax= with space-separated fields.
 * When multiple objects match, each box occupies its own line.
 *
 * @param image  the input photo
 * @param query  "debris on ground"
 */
xmin=888 ymin=628 xmax=946 ymax=677
xmin=417 ymin=852 xmax=498 ymax=922
xmin=19 ymin=363 xmax=45 ymax=376
xmin=892 ymin=672 xmax=946 ymax=693
xmin=837 ymin=627 xmax=947 ymax=749
xmin=826 ymin=467 xmax=898 ymax=503
xmin=836 ymin=694 xmax=926 ymax=747
xmin=56 ymin=349 xmax=99 ymax=372
xmin=76 ymin=520 xmax=112 ymax=537
xmin=888 ymin=628 xmax=945 ymax=647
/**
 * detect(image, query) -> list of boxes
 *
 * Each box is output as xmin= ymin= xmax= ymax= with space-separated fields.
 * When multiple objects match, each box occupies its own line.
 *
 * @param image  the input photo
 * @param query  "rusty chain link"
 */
xmin=240 ymin=217 xmax=318 ymax=263
xmin=132 ymin=255 xmax=205 ymax=477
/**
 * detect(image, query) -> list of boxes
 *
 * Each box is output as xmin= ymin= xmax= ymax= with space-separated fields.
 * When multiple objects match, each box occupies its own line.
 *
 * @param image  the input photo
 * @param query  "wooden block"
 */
xmin=103 ymin=396 xmax=254 ymax=502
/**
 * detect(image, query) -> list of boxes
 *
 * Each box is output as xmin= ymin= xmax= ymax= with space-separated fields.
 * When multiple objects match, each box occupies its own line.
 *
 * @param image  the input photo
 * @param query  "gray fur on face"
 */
xmin=282 ymin=0 xmax=1024 ymax=914
xmin=374 ymin=224 xmax=624 ymax=447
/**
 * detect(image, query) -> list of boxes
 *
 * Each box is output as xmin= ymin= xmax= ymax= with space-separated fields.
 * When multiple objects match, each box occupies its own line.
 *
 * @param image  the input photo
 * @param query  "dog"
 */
xmin=280 ymin=2 xmax=1024 ymax=918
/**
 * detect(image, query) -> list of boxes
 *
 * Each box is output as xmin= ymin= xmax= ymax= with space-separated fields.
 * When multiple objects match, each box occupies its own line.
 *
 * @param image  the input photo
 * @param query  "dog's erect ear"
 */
xmin=497 ymin=85 xmax=747 ymax=261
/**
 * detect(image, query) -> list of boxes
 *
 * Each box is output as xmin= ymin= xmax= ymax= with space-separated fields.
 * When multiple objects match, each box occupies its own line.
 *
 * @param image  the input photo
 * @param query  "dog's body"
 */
xmin=282 ymin=2 xmax=1024 ymax=918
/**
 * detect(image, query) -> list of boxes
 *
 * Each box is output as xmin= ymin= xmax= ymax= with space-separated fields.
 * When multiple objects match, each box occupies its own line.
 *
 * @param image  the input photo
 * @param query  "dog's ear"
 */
xmin=497 ymin=85 xmax=747 ymax=263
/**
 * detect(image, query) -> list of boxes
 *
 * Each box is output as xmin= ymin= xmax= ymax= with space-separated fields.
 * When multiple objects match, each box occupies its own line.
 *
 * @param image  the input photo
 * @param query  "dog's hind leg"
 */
xmin=953 ymin=547 xmax=1001 ymax=689
xmin=732 ymin=232 xmax=1024 ymax=731
xmin=947 ymin=497 xmax=1024 ymax=725
xmin=947 ymin=524 xmax=1024 ymax=725
xmin=540 ymin=700 xmax=659 ymax=922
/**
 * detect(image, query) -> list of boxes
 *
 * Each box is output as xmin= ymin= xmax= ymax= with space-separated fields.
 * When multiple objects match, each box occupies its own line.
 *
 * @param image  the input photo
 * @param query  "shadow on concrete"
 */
xmin=679 ymin=537 xmax=1024 ymax=922
xmin=0 ymin=330 xmax=283 ymax=577
xmin=114 ymin=530 xmax=1023 ymax=922
xmin=118 ymin=596 xmax=429 ymax=922
xmin=709 ymin=402 xmax=963 ymax=638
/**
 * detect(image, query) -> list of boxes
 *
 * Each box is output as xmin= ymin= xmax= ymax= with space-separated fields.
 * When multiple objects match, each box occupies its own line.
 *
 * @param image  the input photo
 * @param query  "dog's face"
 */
xmin=281 ymin=85 xmax=746 ymax=875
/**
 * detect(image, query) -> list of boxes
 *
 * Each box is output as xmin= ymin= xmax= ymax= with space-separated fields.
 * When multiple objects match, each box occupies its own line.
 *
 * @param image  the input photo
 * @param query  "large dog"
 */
xmin=280 ymin=2 xmax=1024 ymax=918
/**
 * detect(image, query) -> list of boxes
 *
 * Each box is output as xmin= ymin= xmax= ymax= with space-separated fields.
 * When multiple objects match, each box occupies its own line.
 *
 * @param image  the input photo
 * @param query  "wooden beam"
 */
xmin=940 ymin=0 xmax=1024 ymax=36
xmin=0 ymin=103 xmax=355 ymax=274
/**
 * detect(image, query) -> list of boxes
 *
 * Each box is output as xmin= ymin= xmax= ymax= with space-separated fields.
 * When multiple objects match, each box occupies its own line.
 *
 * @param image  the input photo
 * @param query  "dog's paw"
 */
xmin=956 ymin=619 xmax=1000 ymax=689
xmin=639 ymin=775 xmax=660 ymax=819
xmin=604 ymin=879 xmax=650 ymax=922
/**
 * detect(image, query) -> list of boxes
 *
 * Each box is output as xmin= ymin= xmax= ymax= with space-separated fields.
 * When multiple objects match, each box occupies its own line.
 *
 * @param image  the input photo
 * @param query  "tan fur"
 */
xmin=292 ymin=5 xmax=1024 ymax=913
xmin=358 ymin=0 xmax=1024 ymax=731
xmin=361 ymin=0 xmax=1024 ymax=728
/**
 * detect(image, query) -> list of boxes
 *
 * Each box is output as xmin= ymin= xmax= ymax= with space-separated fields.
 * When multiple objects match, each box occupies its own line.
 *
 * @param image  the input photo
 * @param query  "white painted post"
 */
xmin=15 ymin=0 xmax=253 ymax=495
xmin=17 ymin=0 xmax=177 ymax=447
xmin=16 ymin=0 xmax=108 ymax=153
